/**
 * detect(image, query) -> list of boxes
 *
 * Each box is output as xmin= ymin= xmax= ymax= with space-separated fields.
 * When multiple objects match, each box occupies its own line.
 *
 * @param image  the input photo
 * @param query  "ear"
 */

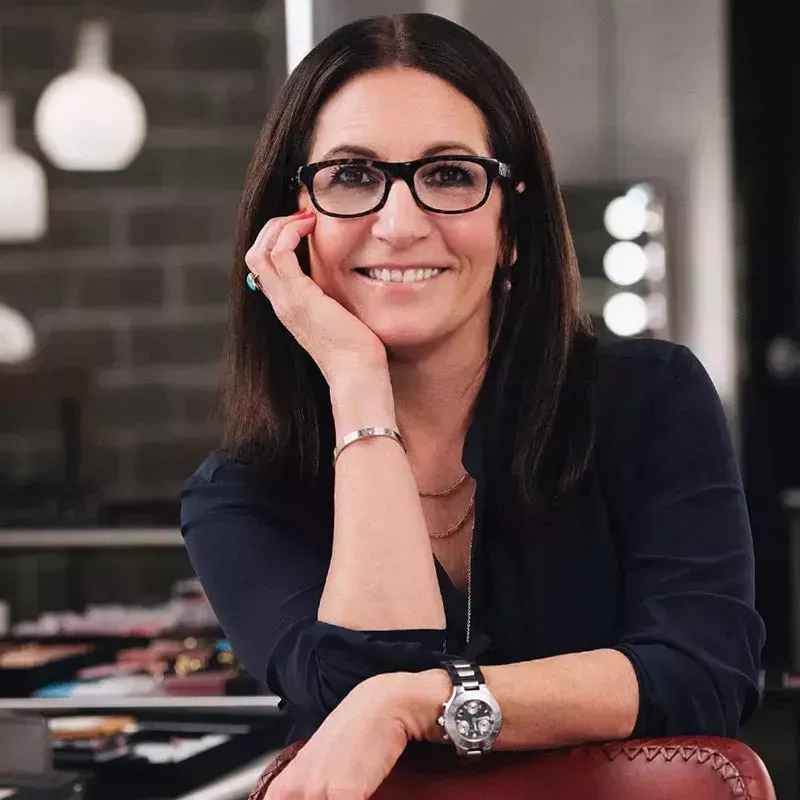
xmin=510 ymin=183 xmax=525 ymax=262
xmin=499 ymin=182 xmax=525 ymax=268
xmin=498 ymin=244 xmax=518 ymax=268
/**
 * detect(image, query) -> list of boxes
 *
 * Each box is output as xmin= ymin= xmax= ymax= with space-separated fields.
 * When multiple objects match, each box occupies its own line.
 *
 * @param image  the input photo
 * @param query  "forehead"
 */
xmin=308 ymin=66 xmax=490 ymax=161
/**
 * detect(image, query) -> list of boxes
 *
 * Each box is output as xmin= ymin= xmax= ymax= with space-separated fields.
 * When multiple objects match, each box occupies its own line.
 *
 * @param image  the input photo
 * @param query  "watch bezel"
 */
xmin=441 ymin=685 xmax=503 ymax=753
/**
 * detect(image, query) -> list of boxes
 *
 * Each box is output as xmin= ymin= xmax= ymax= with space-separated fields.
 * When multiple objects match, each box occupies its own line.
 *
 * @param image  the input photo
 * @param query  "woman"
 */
xmin=181 ymin=12 xmax=765 ymax=798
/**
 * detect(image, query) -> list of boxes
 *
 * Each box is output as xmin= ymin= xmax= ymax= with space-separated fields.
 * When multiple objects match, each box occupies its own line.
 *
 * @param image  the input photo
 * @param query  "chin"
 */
xmin=370 ymin=324 xmax=449 ymax=356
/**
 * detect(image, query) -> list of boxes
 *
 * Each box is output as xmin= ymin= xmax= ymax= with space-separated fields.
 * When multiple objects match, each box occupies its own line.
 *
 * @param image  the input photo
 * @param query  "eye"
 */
xmin=329 ymin=165 xmax=381 ymax=187
xmin=421 ymin=164 xmax=475 ymax=187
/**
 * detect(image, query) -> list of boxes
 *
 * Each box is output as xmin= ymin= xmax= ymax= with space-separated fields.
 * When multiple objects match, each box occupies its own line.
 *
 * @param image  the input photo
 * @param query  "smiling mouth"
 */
xmin=355 ymin=267 xmax=447 ymax=284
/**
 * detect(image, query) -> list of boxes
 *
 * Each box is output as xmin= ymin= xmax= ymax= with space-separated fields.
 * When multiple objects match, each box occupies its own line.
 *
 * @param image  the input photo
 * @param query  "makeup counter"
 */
xmin=2 ymin=493 xmax=800 ymax=799
xmin=0 ymin=529 xmax=286 ymax=800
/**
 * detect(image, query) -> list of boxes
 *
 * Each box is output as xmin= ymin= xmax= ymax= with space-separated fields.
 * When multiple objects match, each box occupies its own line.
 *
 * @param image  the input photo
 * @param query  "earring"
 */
xmin=496 ymin=265 xmax=512 ymax=293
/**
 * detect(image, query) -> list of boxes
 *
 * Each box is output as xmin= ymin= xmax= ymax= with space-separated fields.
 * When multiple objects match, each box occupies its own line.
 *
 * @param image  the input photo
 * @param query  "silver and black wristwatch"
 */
xmin=437 ymin=659 xmax=502 ymax=756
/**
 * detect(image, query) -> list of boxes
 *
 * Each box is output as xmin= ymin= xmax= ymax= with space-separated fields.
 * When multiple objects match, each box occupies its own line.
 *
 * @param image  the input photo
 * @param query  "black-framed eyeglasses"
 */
xmin=290 ymin=155 xmax=514 ymax=218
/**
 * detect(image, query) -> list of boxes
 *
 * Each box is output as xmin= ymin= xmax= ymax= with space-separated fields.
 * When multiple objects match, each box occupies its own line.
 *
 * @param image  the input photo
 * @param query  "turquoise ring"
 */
xmin=246 ymin=272 xmax=260 ymax=292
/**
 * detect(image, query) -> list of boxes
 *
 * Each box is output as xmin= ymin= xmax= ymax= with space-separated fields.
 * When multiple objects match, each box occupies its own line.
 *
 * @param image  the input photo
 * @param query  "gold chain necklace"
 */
xmin=420 ymin=472 xmax=475 ymax=539
xmin=418 ymin=471 xmax=469 ymax=497
xmin=426 ymin=488 xmax=476 ymax=539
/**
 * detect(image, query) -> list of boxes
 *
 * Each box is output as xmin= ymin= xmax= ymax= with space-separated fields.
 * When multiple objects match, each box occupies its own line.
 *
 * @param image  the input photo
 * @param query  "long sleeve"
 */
xmin=609 ymin=345 xmax=765 ymax=737
xmin=180 ymin=456 xmax=446 ymax=733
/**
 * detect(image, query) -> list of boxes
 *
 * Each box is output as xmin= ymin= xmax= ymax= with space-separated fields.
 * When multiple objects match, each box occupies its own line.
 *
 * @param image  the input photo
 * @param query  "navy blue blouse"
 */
xmin=181 ymin=339 xmax=765 ymax=743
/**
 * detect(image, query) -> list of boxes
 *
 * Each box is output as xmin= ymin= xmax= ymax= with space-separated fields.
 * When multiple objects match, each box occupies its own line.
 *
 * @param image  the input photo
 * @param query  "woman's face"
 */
xmin=301 ymin=66 xmax=505 ymax=355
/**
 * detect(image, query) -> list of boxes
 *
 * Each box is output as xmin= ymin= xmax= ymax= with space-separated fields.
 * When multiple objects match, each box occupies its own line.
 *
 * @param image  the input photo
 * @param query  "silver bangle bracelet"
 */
xmin=333 ymin=427 xmax=407 ymax=466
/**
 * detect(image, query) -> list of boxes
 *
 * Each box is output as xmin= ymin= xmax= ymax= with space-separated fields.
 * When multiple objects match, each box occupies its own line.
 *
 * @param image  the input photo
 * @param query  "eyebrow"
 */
xmin=317 ymin=141 xmax=481 ymax=161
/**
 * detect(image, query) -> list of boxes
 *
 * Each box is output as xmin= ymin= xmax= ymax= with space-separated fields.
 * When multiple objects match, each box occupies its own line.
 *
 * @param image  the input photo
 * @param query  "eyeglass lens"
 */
xmin=311 ymin=159 xmax=489 ymax=216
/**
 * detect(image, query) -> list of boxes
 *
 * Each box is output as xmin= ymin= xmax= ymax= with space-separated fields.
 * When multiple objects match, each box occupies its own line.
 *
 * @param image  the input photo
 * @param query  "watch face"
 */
xmin=454 ymin=698 xmax=496 ymax=741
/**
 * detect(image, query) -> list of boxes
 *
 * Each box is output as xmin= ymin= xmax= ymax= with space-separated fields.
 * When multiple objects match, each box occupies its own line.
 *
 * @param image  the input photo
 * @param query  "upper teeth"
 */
xmin=365 ymin=268 xmax=443 ymax=283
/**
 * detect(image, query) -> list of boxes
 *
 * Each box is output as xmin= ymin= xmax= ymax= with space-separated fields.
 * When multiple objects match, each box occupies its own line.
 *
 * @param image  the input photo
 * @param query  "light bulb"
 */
xmin=603 ymin=195 xmax=648 ymax=241
xmin=645 ymin=292 xmax=668 ymax=330
xmin=602 ymin=242 xmax=648 ymax=286
xmin=643 ymin=242 xmax=666 ymax=281
xmin=626 ymin=183 xmax=654 ymax=207
xmin=34 ymin=20 xmax=147 ymax=171
xmin=0 ymin=93 xmax=47 ymax=242
xmin=603 ymin=292 xmax=650 ymax=337
xmin=0 ymin=303 xmax=37 ymax=364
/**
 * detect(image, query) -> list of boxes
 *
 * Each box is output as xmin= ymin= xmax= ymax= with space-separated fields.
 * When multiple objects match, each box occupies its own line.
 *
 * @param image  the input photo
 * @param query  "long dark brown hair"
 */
xmin=221 ymin=13 xmax=596 ymax=524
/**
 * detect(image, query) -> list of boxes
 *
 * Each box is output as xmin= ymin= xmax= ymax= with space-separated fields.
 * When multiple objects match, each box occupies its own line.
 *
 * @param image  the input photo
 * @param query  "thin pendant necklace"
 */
xmin=419 ymin=470 xmax=475 ymax=643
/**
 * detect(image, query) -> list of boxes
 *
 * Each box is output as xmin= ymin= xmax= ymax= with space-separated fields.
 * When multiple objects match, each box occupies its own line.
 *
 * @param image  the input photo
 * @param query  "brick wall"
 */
xmin=0 ymin=0 xmax=281 ymax=514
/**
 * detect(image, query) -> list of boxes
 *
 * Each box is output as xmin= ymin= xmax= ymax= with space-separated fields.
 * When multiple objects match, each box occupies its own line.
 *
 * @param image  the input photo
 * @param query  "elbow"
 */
xmin=266 ymin=620 xmax=448 ymax=719
xmin=689 ymin=652 xmax=762 ymax=739
xmin=693 ymin=673 xmax=761 ymax=739
xmin=267 ymin=653 xmax=352 ymax=718
xmin=616 ymin=642 xmax=761 ymax=739
xmin=266 ymin=622 xmax=353 ymax=717
xmin=677 ymin=671 xmax=755 ymax=739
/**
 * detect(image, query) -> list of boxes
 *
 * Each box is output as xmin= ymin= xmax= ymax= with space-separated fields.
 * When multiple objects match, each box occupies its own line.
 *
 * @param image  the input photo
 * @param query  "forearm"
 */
xmin=402 ymin=649 xmax=639 ymax=750
xmin=318 ymin=368 xmax=445 ymax=631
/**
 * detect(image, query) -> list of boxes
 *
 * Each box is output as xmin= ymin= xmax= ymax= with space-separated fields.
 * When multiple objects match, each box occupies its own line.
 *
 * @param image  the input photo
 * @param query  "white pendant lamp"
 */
xmin=0 ymin=93 xmax=47 ymax=242
xmin=0 ymin=302 xmax=37 ymax=364
xmin=34 ymin=20 xmax=147 ymax=171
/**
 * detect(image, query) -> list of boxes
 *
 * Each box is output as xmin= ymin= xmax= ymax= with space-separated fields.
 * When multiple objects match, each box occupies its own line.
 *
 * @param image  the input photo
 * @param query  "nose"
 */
xmin=370 ymin=178 xmax=433 ymax=248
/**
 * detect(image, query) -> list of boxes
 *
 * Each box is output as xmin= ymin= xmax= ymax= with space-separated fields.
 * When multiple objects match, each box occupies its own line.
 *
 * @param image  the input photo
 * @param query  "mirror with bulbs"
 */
xmin=561 ymin=182 xmax=670 ymax=344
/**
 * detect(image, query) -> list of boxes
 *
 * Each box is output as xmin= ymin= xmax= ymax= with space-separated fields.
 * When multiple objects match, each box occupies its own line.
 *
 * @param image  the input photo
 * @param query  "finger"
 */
xmin=245 ymin=212 xmax=310 ymax=292
xmin=246 ymin=215 xmax=293 ymax=271
xmin=245 ymin=219 xmax=293 ymax=297
xmin=269 ymin=213 xmax=316 ymax=283
xmin=250 ymin=220 xmax=317 ymax=328
xmin=251 ymin=208 xmax=304 ymax=251
xmin=259 ymin=215 xmax=296 ymax=258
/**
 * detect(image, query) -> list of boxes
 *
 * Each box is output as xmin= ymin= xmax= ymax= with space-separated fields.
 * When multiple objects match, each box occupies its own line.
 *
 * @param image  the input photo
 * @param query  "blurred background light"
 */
xmin=602 ymin=292 xmax=650 ymax=337
xmin=645 ymin=291 xmax=669 ymax=330
xmin=0 ymin=93 xmax=47 ymax=242
xmin=0 ymin=303 xmax=37 ymax=364
xmin=603 ymin=193 xmax=648 ymax=240
xmin=602 ymin=241 xmax=648 ymax=286
xmin=643 ymin=241 xmax=667 ymax=280
xmin=625 ymin=183 xmax=653 ymax=207
xmin=34 ymin=20 xmax=147 ymax=172
xmin=645 ymin=207 xmax=664 ymax=234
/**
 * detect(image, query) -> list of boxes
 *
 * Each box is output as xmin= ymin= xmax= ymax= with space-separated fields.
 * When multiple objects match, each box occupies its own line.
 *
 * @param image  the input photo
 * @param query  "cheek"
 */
xmin=440 ymin=211 xmax=502 ymax=269
xmin=308 ymin=219 xmax=364 ymax=285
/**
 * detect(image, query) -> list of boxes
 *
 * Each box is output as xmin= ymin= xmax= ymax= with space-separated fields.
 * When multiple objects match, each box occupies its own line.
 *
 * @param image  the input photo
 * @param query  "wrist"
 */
xmin=395 ymin=670 xmax=453 ymax=743
xmin=329 ymin=370 xmax=397 ymax=441
xmin=326 ymin=358 xmax=389 ymax=393
xmin=358 ymin=670 xmax=450 ymax=743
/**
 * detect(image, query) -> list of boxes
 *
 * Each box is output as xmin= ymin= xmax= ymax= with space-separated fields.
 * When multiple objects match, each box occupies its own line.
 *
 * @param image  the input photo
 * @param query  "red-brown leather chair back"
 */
xmin=249 ymin=737 xmax=775 ymax=800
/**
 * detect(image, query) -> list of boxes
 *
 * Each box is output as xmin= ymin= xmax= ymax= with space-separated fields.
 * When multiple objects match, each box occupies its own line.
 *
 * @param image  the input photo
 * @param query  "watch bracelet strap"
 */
xmin=441 ymin=659 xmax=485 ymax=690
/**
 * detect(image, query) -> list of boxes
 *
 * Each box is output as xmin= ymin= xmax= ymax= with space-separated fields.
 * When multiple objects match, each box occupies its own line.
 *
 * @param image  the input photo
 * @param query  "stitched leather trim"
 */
xmin=247 ymin=737 xmax=769 ymax=800
xmin=600 ymin=739 xmax=756 ymax=799
xmin=248 ymin=740 xmax=307 ymax=800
